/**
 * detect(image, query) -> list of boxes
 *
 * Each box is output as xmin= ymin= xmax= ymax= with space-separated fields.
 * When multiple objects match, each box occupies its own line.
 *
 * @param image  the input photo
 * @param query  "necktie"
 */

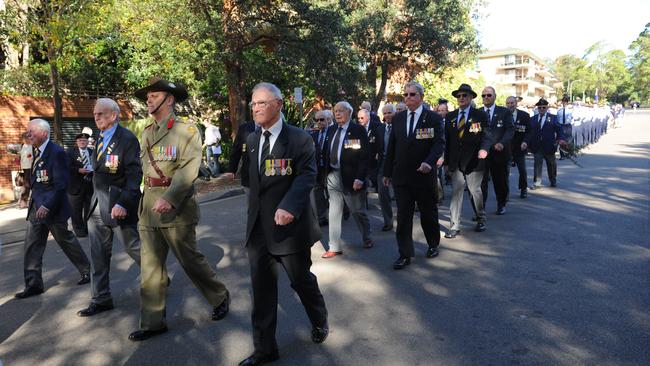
xmin=563 ymin=109 xmax=566 ymax=125
xmin=260 ymin=130 xmax=271 ymax=173
xmin=385 ymin=125 xmax=392 ymax=154
xmin=318 ymin=131 xmax=324 ymax=150
xmin=539 ymin=115 xmax=545 ymax=130
xmin=485 ymin=107 xmax=492 ymax=126
xmin=81 ymin=149 xmax=89 ymax=167
xmin=96 ymin=132 xmax=105 ymax=160
xmin=32 ymin=147 xmax=41 ymax=168
xmin=408 ymin=112 xmax=415 ymax=137
xmin=330 ymin=127 xmax=343 ymax=167
xmin=458 ymin=111 xmax=466 ymax=139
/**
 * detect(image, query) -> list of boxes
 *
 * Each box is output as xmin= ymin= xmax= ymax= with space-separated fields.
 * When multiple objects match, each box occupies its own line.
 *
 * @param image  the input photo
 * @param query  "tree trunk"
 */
xmin=225 ymin=55 xmax=244 ymax=139
xmin=374 ymin=54 xmax=389 ymax=109
xmin=47 ymin=43 xmax=63 ymax=144
xmin=365 ymin=57 xmax=378 ymax=110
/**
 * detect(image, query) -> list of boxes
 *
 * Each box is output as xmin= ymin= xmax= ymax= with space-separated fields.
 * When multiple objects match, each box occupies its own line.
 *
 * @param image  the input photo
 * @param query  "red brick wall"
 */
xmin=0 ymin=96 xmax=133 ymax=203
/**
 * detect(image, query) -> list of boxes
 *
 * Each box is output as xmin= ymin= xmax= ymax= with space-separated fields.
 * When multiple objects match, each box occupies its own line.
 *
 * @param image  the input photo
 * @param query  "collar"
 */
xmin=100 ymin=123 xmax=119 ymax=137
xmin=336 ymin=120 xmax=351 ymax=130
xmin=458 ymin=106 xmax=471 ymax=118
xmin=408 ymin=104 xmax=423 ymax=116
xmin=262 ymin=116 xmax=283 ymax=136
xmin=37 ymin=139 xmax=49 ymax=153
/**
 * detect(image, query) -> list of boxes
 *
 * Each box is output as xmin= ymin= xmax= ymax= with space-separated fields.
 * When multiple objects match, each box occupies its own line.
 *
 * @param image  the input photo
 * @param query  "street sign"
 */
xmin=294 ymin=87 xmax=303 ymax=104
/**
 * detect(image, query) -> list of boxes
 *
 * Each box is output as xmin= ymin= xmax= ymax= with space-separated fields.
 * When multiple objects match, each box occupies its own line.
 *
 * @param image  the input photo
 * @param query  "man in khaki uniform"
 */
xmin=128 ymin=78 xmax=230 ymax=342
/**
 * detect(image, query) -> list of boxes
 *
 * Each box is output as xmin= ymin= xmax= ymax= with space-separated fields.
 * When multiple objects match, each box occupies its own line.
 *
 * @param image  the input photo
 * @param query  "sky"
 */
xmin=474 ymin=0 xmax=649 ymax=61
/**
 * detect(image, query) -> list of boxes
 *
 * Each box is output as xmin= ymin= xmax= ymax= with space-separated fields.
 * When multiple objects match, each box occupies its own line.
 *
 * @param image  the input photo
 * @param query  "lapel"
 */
xmin=151 ymin=120 xmax=171 ymax=146
xmin=250 ymin=128 xmax=262 ymax=182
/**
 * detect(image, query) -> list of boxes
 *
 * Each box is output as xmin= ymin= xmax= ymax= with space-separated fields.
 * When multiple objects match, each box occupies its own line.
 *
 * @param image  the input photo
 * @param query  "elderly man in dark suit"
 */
xmin=444 ymin=84 xmax=493 ymax=239
xmin=357 ymin=108 xmax=384 ymax=194
xmin=383 ymin=81 xmax=445 ymax=270
xmin=77 ymin=98 xmax=143 ymax=317
xmin=529 ymin=98 xmax=566 ymax=188
xmin=309 ymin=110 xmax=332 ymax=226
xmin=15 ymin=119 xmax=91 ymax=299
xmin=239 ymin=82 xmax=328 ymax=366
xmin=67 ymin=132 xmax=94 ymax=237
xmin=477 ymin=86 xmax=514 ymax=215
xmin=321 ymin=101 xmax=373 ymax=259
xmin=506 ymin=96 xmax=533 ymax=198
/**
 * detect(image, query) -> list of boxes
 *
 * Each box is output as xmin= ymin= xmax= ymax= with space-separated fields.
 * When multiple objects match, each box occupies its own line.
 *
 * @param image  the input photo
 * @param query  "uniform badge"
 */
xmin=469 ymin=123 xmax=482 ymax=133
xmin=105 ymin=154 xmax=119 ymax=173
xmin=369 ymin=136 xmax=375 ymax=143
xmin=496 ymin=120 xmax=503 ymax=128
xmin=188 ymin=124 xmax=196 ymax=134
xmin=36 ymin=169 xmax=49 ymax=183
xmin=415 ymin=128 xmax=434 ymax=139
xmin=242 ymin=143 xmax=247 ymax=153
xmin=516 ymin=125 xmax=526 ymax=133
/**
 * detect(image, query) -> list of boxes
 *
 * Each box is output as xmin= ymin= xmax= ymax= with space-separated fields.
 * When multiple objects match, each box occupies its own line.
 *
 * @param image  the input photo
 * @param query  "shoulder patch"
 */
xmin=187 ymin=124 xmax=197 ymax=134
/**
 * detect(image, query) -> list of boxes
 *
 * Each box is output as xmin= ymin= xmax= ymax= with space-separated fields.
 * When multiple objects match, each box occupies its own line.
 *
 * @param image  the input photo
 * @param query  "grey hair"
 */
xmin=252 ymin=82 xmax=283 ymax=100
xmin=506 ymin=96 xmax=518 ymax=103
xmin=484 ymin=86 xmax=496 ymax=96
xmin=30 ymin=118 xmax=51 ymax=139
xmin=358 ymin=109 xmax=370 ymax=118
xmin=335 ymin=101 xmax=354 ymax=120
xmin=405 ymin=81 xmax=425 ymax=96
xmin=318 ymin=109 xmax=333 ymax=120
xmin=382 ymin=103 xmax=396 ymax=113
xmin=95 ymin=98 xmax=121 ymax=123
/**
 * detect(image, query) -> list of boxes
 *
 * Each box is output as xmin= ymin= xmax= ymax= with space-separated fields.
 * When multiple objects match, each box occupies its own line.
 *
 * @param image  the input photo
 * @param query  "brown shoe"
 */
xmin=321 ymin=251 xmax=342 ymax=259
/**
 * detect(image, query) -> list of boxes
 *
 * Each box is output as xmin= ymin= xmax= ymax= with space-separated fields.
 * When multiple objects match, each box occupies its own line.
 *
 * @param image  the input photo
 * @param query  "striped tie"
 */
xmin=81 ymin=150 xmax=89 ymax=167
xmin=96 ymin=133 xmax=105 ymax=160
xmin=32 ymin=147 xmax=41 ymax=168
xmin=458 ymin=111 xmax=466 ymax=139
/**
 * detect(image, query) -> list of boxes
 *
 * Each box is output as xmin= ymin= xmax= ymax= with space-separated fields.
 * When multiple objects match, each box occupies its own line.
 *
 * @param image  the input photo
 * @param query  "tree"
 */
xmin=553 ymin=54 xmax=589 ymax=101
xmin=629 ymin=23 xmax=650 ymax=104
xmin=346 ymin=0 xmax=481 ymax=110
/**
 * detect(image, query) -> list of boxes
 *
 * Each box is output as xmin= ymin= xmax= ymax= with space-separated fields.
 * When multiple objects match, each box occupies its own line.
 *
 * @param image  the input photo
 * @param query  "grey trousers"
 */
xmin=533 ymin=151 xmax=557 ymax=185
xmin=377 ymin=167 xmax=393 ymax=227
xmin=87 ymin=205 xmax=141 ymax=306
xmin=23 ymin=219 xmax=90 ymax=290
xmin=449 ymin=169 xmax=486 ymax=231
xmin=326 ymin=171 xmax=371 ymax=252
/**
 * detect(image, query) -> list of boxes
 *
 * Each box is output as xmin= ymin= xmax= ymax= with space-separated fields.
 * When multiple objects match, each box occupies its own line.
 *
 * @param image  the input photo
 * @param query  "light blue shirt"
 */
xmin=458 ymin=106 xmax=471 ymax=124
xmin=98 ymin=123 xmax=118 ymax=155
xmin=556 ymin=107 xmax=573 ymax=125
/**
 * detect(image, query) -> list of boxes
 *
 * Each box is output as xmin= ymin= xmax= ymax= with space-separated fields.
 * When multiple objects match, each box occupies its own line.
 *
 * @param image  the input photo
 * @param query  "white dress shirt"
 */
xmin=258 ymin=117 xmax=283 ymax=164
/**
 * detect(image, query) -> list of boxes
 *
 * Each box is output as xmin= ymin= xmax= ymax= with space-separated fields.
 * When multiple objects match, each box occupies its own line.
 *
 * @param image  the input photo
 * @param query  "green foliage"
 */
xmin=629 ymin=23 xmax=650 ymax=104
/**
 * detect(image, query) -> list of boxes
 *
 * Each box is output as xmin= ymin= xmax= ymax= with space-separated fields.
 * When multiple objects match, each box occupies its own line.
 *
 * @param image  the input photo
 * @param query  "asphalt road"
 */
xmin=1 ymin=110 xmax=648 ymax=366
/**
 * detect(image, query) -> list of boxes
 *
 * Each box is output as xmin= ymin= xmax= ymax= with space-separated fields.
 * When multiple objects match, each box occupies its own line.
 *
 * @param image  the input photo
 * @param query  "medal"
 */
xmin=242 ymin=143 xmax=247 ymax=153
xmin=265 ymin=160 xmax=271 ymax=176
xmin=280 ymin=159 xmax=286 ymax=175
xmin=285 ymin=159 xmax=292 ymax=175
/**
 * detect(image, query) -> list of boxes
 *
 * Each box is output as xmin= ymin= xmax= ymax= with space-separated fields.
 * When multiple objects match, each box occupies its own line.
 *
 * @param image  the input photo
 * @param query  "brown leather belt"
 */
xmin=145 ymin=176 xmax=171 ymax=188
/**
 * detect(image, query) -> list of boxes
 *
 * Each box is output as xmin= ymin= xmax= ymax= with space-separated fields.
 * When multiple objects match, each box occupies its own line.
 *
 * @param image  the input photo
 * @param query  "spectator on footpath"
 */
xmin=203 ymin=121 xmax=222 ymax=177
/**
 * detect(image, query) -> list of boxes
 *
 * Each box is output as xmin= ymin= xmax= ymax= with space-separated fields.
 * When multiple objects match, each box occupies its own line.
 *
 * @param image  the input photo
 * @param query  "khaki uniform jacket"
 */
xmin=139 ymin=113 xmax=201 ymax=227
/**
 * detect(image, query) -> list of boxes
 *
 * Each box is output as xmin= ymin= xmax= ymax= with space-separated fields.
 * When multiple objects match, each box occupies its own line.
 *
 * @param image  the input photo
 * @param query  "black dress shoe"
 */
xmin=550 ymin=181 xmax=557 ymax=187
xmin=212 ymin=291 xmax=230 ymax=321
xmin=77 ymin=302 xmax=115 ymax=317
xmin=496 ymin=206 xmax=506 ymax=215
xmin=392 ymin=256 xmax=411 ymax=270
xmin=475 ymin=222 xmax=487 ymax=232
xmin=426 ymin=247 xmax=439 ymax=258
xmin=319 ymin=220 xmax=328 ymax=226
xmin=444 ymin=230 xmax=460 ymax=239
xmin=77 ymin=273 xmax=90 ymax=285
xmin=311 ymin=325 xmax=329 ymax=343
xmin=128 ymin=327 xmax=168 ymax=342
xmin=381 ymin=224 xmax=393 ymax=232
xmin=238 ymin=352 xmax=280 ymax=366
xmin=520 ymin=189 xmax=528 ymax=198
xmin=15 ymin=287 xmax=44 ymax=299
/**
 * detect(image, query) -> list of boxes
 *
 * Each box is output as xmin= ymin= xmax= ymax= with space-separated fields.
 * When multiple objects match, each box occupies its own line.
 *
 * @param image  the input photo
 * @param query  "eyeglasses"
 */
xmin=539 ymin=106 xmax=548 ymax=109
xmin=402 ymin=92 xmax=418 ymax=97
xmin=481 ymin=94 xmax=493 ymax=98
xmin=456 ymin=93 xmax=468 ymax=98
xmin=249 ymin=99 xmax=278 ymax=108
xmin=314 ymin=118 xmax=326 ymax=122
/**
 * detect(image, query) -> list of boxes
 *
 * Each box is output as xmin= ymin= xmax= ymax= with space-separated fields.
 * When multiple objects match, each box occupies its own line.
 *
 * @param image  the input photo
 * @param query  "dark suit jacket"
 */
xmin=511 ymin=109 xmax=533 ymax=156
xmin=246 ymin=123 xmax=320 ymax=255
xmin=310 ymin=128 xmax=328 ymax=183
xmin=66 ymin=147 xmax=94 ymax=195
xmin=28 ymin=142 xmax=71 ymax=224
xmin=484 ymin=105 xmax=515 ymax=163
xmin=322 ymin=122 xmax=370 ymax=192
xmin=364 ymin=120 xmax=385 ymax=177
xmin=90 ymin=125 xmax=143 ymax=226
xmin=444 ymin=107 xmax=493 ymax=174
xmin=384 ymin=107 xmax=445 ymax=187
xmin=228 ymin=121 xmax=256 ymax=187
xmin=529 ymin=113 xmax=564 ymax=154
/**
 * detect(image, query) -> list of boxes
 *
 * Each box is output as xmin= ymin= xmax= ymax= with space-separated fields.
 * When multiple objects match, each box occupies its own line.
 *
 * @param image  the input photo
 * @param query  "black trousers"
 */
xmin=512 ymin=153 xmax=528 ymax=190
xmin=480 ymin=154 xmax=510 ymax=209
xmin=247 ymin=223 xmax=328 ymax=355
xmin=394 ymin=184 xmax=440 ymax=258
xmin=68 ymin=182 xmax=93 ymax=236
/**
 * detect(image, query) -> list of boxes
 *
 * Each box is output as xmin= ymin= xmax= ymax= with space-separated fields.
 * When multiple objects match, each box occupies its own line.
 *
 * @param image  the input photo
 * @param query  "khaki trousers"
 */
xmin=138 ymin=224 xmax=228 ymax=330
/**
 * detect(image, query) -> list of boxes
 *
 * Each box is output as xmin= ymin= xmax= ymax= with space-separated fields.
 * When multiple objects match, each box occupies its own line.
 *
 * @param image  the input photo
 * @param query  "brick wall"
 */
xmin=0 ymin=96 xmax=133 ymax=203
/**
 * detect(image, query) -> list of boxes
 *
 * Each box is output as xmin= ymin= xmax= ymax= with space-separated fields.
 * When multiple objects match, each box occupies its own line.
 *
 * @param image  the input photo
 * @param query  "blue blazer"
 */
xmin=529 ymin=113 xmax=564 ymax=155
xmin=28 ymin=141 xmax=72 ymax=224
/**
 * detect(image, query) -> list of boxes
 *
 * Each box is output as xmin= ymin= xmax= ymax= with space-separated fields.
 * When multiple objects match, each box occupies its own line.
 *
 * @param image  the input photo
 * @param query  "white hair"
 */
xmin=382 ymin=103 xmax=396 ymax=113
xmin=317 ymin=109 xmax=333 ymax=120
xmin=358 ymin=109 xmax=370 ymax=118
xmin=30 ymin=118 xmax=51 ymax=139
xmin=405 ymin=81 xmax=425 ymax=96
xmin=252 ymin=82 xmax=283 ymax=100
xmin=95 ymin=98 xmax=121 ymax=123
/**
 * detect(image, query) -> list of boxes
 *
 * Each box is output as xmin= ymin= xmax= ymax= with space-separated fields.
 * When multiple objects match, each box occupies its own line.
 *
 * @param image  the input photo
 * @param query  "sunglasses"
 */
xmin=314 ymin=118 xmax=326 ymax=122
xmin=402 ymin=92 xmax=418 ymax=97
xmin=456 ymin=93 xmax=468 ymax=98
xmin=539 ymin=106 xmax=548 ymax=109
xmin=481 ymin=94 xmax=493 ymax=98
